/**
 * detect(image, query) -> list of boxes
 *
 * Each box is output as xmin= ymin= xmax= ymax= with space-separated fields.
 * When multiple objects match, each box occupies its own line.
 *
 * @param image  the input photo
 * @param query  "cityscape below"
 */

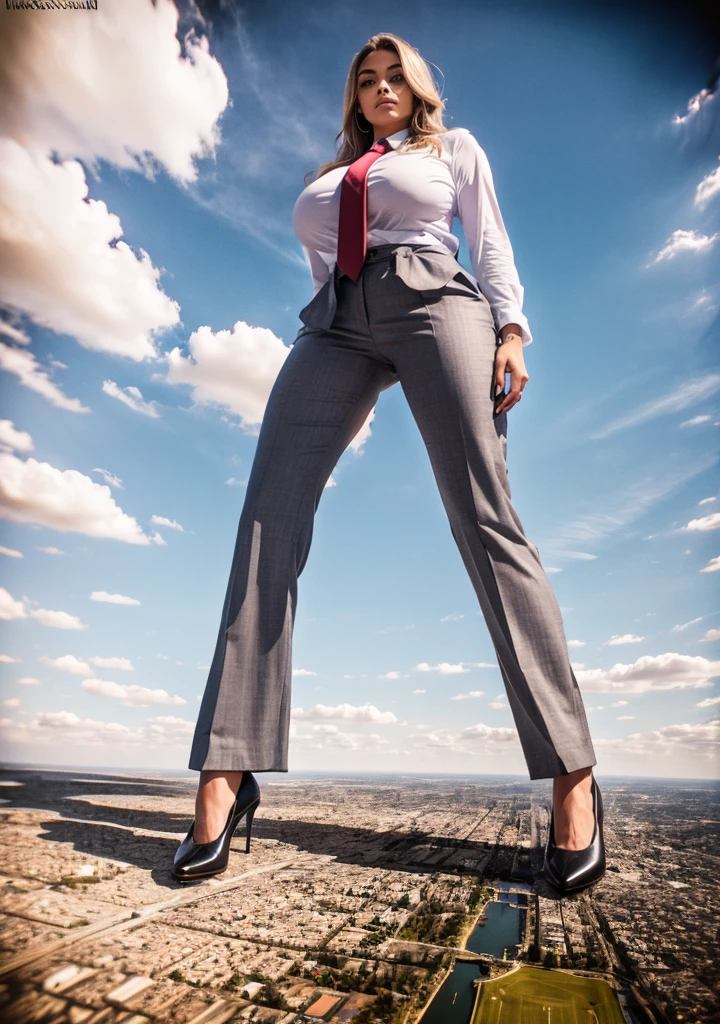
xmin=0 ymin=766 xmax=717 ymax=1024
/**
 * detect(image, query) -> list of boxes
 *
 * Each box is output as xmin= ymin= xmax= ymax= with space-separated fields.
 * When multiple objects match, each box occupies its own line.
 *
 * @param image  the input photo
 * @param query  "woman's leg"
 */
xmin=188 ymin=320 xmax=397 ymax=838
xmin=370 ymin=270 xmax=597 ymax=842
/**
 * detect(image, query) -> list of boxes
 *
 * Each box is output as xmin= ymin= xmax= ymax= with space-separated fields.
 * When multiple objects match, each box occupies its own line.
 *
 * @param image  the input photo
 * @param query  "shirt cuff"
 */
xmin=495 ymin=311 xmax=533 ymax=346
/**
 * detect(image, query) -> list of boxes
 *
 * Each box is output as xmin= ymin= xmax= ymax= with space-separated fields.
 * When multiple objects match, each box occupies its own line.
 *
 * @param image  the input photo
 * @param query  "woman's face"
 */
xmin=356 ymin=49 xmax=414 ymax=137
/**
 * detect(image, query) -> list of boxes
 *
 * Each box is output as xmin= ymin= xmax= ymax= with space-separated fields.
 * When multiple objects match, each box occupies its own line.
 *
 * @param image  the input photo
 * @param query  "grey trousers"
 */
xmin=188 ymin=242 xmax=597 ymax=781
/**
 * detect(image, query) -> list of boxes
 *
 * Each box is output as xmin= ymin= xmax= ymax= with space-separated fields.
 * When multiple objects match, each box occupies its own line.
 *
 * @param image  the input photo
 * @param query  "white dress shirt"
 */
xmin=292 ymin=125 xmax=533 ymax=345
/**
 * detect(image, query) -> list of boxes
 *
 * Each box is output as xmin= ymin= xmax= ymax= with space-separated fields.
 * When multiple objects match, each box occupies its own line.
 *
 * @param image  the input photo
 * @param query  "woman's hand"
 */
xmin=494 ymin=327 xmax=529 ymax=414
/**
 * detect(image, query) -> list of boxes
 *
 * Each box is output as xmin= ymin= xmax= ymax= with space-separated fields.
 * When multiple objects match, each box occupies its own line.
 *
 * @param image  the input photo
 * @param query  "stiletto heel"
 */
xmin=172 ymin=771 xmax=261 ymax=883
xmin=245 ymin=801 xmax=258 ymax=853
xmin=542 ymin=773 xmax=606 ymax=896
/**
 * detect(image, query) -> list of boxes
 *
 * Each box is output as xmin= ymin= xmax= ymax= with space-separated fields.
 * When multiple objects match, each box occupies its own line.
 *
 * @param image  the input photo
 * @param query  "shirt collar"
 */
xmin=383 ymin=126 xmax=410 ymax=149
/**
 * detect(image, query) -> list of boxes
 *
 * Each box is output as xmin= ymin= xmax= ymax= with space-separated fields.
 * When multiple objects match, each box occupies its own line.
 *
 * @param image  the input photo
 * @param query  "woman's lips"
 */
xmin=376 ymin=99 xmax=396 ymax=108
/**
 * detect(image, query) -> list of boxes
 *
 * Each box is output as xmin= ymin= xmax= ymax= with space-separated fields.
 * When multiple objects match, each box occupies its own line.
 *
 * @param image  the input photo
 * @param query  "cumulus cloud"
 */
xmin=0 ymin=587 xmax=27 ymax=620
xmin=102 ymin=380 xmax=160 ymax=418
xmin=36 ymin=546 xmax=68 ymax=556
xmin=415 ymin=661 xmax=492 ymax=675
xmin=0 ymin=141 xmax=180 ymax=361
xmin=88 ymin=656 xmax=134 ymax=672
xmin=90 ymin=591 xmax=141 ymax=606
xmin=0 ymin=588 xmax=87 ymax=629
xmin=0 ymin=419 xmax=33 ymax=452
xmin=0 ymin=452 xmax=156 ymax=544
xmin=0 ymin=0 xmax=229 ymax=182
xmin=594 ymin=719 xmax=719 ymax=769
xmin=17 ymin=677 xmax=40 ymax=685
xmin=1 ymin=710 xmax=195 ymax=750
xmin=406 ymin=722 xmax=519 ymax=752
xmin=81 ymin=678 xmax=186 ymax=707
xmin=648 ymin=228 xmax=719 ymax=265
xmin=0 ymin=341 xmax=89 ymax=413
xmin=684 ymin=512 xmax=720 ymax=532
xmin=576 ymin=653 xmax=720 ymax=694
xmin=700 ymin=555 xmax=720 ymax=573
xmin=451 ymin=690 xmax=485 ymax=701
xmin=166 ymin=322 xmax=291 ymax=427
xmin=0 ymin=655 xmax=22 ymax=664
xmin=291 ymin=703 xmax=398 ymax=725
xmin=605 ymin=634 xmax=644 ymax=645
xmin=39 ymin=654 xmax=92 ymax=676
xmin=28 ymin=607 xmax=87 ymax=630
xmin=0 ymin=545 xmax=22 ymax=559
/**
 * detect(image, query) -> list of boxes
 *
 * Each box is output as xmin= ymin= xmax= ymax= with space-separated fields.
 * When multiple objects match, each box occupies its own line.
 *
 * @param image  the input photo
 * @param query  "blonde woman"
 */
xmin=174 ymin=33 xmax=606 ymax=897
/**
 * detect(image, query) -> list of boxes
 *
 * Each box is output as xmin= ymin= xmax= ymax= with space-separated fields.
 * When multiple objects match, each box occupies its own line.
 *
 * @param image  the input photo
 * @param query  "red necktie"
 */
xmin=336 ymin=137 xmax=393 ymax=282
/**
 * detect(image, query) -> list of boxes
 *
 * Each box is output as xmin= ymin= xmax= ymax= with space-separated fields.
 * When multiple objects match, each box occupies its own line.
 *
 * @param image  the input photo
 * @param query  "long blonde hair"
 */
xmin=306 ymin=33 xmax=448 ymax=184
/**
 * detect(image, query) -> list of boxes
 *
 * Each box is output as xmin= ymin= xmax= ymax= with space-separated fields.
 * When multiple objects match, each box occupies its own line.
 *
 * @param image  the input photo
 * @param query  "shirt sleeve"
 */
xmin=301 ymin=244 xmax=332 ymax=297
xmin=451 ymin=128 xmax=533 ymax=346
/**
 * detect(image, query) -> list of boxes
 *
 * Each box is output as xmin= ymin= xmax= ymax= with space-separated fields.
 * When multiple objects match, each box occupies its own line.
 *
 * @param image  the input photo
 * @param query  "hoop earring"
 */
xmin=355 ymin=108 xmax=371 ymax=132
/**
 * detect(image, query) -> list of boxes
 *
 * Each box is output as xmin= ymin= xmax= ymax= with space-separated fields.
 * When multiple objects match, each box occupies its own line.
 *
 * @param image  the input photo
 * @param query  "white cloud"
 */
xmin=0 ymin=655 xmax=22 ymax=663
xmin=450 ymin=690 xmax=485 ymax=701
xmin=405 ymin=722 xmax=519 ymax=752
xmin=0 ymin=587 xmax=27 ymax=620
xmin=2 ymin=710 xmax=195 ymax=749
xmin=673 ymin=86 xmax=716 ymax=125
xmin=90 ymin=591 xmax=141 ymax=606
xmin=0 ymin=0 xmax=229 ymax=182
xmin=700 ymin=628 xmax=720 ymax=643
xmin=567 ymin=639 xmax=586 ymax=648
xmin=39 ymin=654 xmax=92 ymax=676
xmin=591 ymin=376 xmax=720 ymax=439
xmin=680 ymin=414 xmax=713 ymax=427
xmin=0 ymin=590 xmax=87 ymax=630
xmin=593 ymin=719 xmax=719 ymax=771
xmin=672 ymin=616 xmax=703 ymax=632
xmin=0 ymin=141 xmax=180 ymax=360
xmin=102 ymin=380 xmax=160 ymax=418
xmin=292 ymin=668 xmax=317 ymax=677
xmin=648 ymin=228 xmax=719 ymax=265
xmin=291 ymin=703 xmax=398 ymax=725
xmin=0 ymin=452 xmax=156 ymax=544
xmin=684 ymin=512 xmax=720 ymax=532
xmin=605 ymin=634 xmax=644 ymax=645
xmin=412 ymin=689 xmax=426 ymax=695
xmin=576 ymin=652 xmax=720 ymax=694
xmin=91 ymin=468 xmax=123 ymax=489
xmin=17 ymin=677 xmax=40 ymax=685
xmin=697 ymin=695 xmax=720 ymax=707
xmin=2 ymin=698 xmax=20 ymax=708
xmin=0 ymin=545 xmax=23 ymax=559
xmin=166 ymin=322 xmax=291 ymax=427
xmin=700 ymin=555 xmax=720 ymax=573
xmin=28 ymin=607 xmax=87 ymax=631
xmin=0 ymin=341 xmax=89 ymax=413
xmin=0 ymin=420 xmax=33 ymax=452
xmin=87 ymin=656 xmax=134 ymax=672
xmin=151 ymin=515 xmax=184 ymax=531
xmin=36 ymin=546 xmax=68 ymax=556
xmin=695 ymin=160 xmax=720 ymax=209
xmin=81 ymin=678 xmax=186 ymax=707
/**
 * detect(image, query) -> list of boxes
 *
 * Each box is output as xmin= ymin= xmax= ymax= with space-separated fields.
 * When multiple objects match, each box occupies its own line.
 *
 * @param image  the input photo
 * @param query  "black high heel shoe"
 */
xmin=543 ymin=773 xmax=606 ymax=895
xmin=173 ymin=771 xmax=260 ymax=883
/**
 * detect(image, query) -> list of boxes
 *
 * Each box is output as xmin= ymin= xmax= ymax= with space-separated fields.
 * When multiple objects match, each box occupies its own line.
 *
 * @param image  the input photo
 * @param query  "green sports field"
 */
xmin=471 ymin=965 xmax=627 ymax=1023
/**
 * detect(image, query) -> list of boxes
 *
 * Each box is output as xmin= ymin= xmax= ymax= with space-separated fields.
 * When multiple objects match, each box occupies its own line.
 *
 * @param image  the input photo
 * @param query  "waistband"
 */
xmin=362 ymin=242 xmax=452 ymax=263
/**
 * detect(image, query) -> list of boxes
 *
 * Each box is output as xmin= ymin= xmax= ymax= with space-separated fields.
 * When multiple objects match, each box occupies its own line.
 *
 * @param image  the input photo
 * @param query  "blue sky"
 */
xmin=0 ymin=0 xmax=718 ymax=778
